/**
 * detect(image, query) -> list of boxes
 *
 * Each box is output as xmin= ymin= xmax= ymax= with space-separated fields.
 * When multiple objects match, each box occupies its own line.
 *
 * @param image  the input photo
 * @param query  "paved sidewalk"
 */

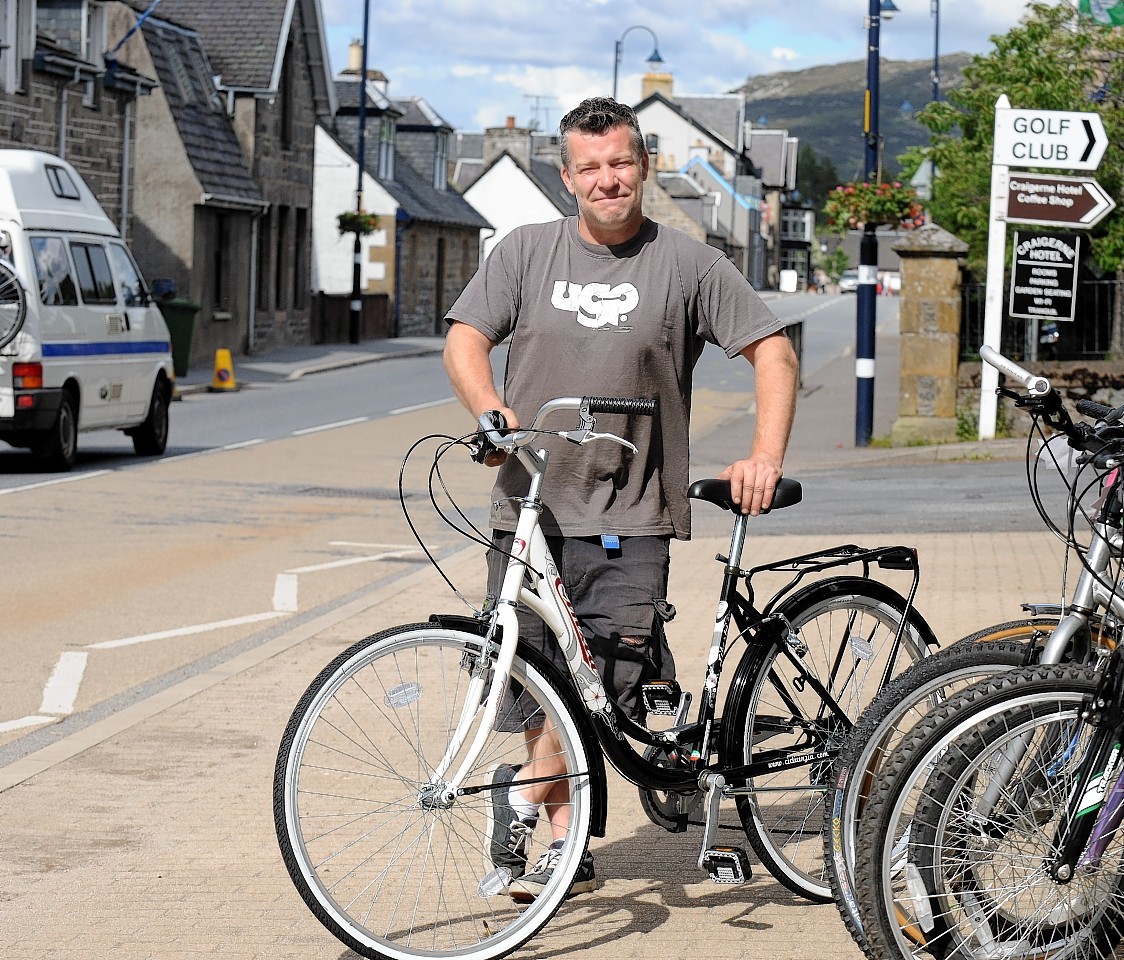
xmin=0 ymin=305 xmax=1040 ymax=959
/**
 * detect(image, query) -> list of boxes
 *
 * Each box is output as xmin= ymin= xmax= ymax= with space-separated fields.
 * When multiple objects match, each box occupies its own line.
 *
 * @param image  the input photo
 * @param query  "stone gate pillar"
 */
xmin=891 ymin=223 xmax=969 ymax=446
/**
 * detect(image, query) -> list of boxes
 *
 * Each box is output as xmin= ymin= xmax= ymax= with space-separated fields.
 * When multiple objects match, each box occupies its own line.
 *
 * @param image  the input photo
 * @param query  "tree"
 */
xmin=796 ymin=144 xmax=842 ymax=214
xmin=904 ymin=1 xmax=1124 ymax=277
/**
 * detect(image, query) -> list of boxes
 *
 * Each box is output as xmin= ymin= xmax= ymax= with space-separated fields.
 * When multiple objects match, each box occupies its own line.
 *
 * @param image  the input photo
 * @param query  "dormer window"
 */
xmin=378 ymin=115 xmax=396 ymax=181
xmin=434 ymin=130 xmax=448 ymax=191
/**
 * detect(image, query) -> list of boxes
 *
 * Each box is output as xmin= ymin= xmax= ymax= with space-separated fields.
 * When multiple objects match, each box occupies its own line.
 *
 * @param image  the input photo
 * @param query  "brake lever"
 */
xmin=555 ymin=429 xmax=638 ymax=453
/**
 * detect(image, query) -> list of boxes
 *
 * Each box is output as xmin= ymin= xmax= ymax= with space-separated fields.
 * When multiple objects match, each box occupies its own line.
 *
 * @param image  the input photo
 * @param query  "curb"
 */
xmin=172 ymin=345 xmax=445 ymax=398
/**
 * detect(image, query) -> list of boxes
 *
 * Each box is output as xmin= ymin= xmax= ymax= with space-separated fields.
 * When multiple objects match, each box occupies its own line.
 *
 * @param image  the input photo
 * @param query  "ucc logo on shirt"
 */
xmin=551 ymin=280 xmax=639 ymax=329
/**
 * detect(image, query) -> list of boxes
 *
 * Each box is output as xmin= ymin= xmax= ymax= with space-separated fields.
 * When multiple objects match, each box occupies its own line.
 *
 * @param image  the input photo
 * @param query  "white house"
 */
xmin=311 ymin=124 xmax=398 ymax=296
xmin=463 ymin=152 xmax=576 ymax=260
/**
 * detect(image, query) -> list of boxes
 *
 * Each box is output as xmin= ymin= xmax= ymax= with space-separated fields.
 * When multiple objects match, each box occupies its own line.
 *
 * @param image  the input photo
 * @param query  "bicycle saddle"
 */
xmin=687 ymin=477 xmax=802 ymax=514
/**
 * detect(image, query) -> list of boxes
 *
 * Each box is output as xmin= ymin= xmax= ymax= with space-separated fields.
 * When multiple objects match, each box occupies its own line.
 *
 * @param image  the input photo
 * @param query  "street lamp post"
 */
xmin=855 ymin=0 xmax=897 ymax=446
xmin=612 ymin=25 xmax=663 ymax=101
xmin=931 ymin=0 xmax=940 ymax=103
xmin=348 ymin=0 xmax=372 ymax=345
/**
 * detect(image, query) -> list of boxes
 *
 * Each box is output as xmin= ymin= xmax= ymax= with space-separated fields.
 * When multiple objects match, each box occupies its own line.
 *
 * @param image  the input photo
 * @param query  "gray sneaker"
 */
xmin=484 ymin=763 xmax=537 ymax=881
xmin=507 ymin=839 xmax=601 ymax=903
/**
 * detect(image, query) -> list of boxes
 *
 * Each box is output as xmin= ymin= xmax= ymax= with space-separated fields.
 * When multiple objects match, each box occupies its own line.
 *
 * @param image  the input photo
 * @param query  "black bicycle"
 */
xmin=273 ymin=396 xmax=937 ymax=960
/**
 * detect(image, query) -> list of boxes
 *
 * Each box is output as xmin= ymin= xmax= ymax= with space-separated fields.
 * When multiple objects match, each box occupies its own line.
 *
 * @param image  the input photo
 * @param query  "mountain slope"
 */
xmin=734 ymin=53 xmax=974 ymax=181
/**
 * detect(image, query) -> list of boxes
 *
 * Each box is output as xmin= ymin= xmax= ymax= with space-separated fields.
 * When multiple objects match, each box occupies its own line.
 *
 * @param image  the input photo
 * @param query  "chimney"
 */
xmin=347 ymin=39 xmax=362 ymax=73
xmin=484 ymin=117 xmax=532 ymax=169
xmin=642 ymin=72 xmax=673 ymax=101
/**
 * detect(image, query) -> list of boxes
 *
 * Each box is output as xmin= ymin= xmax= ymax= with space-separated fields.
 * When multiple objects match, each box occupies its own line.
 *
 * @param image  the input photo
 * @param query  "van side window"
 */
xmin=45 ymin=165 xmax=81 ymax=200
xmin=71 ymin=242 xmax=117 ymax=305
xmin=30 ymin=236 xmax=78 ymax=306
xmin=106 ymin=242 xmax=147 ymax=307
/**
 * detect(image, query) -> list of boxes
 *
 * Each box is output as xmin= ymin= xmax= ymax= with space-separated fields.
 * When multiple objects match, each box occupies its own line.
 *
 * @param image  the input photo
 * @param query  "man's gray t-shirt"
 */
xmin=446 ymin=216 xmax=787 ymax=539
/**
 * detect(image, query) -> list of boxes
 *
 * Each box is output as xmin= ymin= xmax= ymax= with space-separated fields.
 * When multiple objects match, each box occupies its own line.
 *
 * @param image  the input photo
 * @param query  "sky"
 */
xmin=318 ymin=0 xmax=1053 ymax=133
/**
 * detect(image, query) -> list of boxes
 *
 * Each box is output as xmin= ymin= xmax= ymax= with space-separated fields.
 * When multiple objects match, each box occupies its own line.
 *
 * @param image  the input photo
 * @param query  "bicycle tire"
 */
xmin=0 ymin=259 xmax=25 ymax=351
xmin=824 ymin=633 xmax=1045 ymax=952
xmin=913 ymin=669 xmax=1124 ymax=960
xmin=274 ymin=623 xmax=594 ymax=960
xmin=854 ymin=664 xmax=1104 ymax=960
xmin=727 ymin=577 xmax=934 ymax=901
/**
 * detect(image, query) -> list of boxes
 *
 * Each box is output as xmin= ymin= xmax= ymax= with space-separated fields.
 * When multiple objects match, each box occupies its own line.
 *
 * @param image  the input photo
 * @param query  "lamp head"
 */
xmin=880 ymin=0 xmax=899 ymax=19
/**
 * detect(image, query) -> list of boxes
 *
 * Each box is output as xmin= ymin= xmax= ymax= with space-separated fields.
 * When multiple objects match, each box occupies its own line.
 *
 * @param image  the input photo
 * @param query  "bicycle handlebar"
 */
xmin=472 ymin=395 xmax=657 ymax=462
xmin=980 ymin=345 xmax=1051 ymax=396
xmin=1077 ymin=398 xmax=1117 ymax=422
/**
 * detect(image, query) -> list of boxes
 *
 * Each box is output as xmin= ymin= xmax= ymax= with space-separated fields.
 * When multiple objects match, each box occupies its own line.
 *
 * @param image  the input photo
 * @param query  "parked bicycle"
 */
xmin=849 ymin=348 xmax=1124 ymax=960
xmin=273 ymin=395 xmax=938 ymax=960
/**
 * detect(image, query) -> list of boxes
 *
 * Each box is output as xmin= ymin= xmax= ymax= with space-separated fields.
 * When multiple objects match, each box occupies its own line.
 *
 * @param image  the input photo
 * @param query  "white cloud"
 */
xmin=320 ymin=0 xmax=1041 ymax=131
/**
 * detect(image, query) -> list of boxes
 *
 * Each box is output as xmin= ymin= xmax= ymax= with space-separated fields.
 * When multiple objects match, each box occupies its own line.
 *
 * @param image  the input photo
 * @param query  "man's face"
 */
xmin=561 ymin=124 xmax=648 ymax=244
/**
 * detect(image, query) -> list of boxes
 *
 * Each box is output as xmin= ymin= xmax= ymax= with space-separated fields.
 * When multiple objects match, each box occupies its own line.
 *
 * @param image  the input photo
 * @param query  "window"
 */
xmin=211 ymin=211 xmax=231 ymax=310
xmin=433 ymin=131 xmax=448 ymax=190
xmin=293 ymin=207 xmax=307 ymax=309
xmin=274 ymin=205 xmax=289 ymax=308
xmin=36 ymin=0 xmax=105 ymax=105
xmin=46 ymin=164 xmax=81 ymax=200
xmin=1 ymin=0 xmax=33 ymax=93
xmin=279 ymin=37 xmax=295 ymax=148
xmin=70 ymin=242 xmax=117 ymax=303
xmin=377 ymin=116 xmax=396 ymax=180
xmin=30 ymin=237 xmax=78 ymax=305
xmin=106 ymin=242 xmax=147 ymax=306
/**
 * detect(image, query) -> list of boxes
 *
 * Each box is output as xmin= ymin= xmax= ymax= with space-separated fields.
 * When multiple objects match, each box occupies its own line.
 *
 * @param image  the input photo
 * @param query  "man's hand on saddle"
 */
xmin=717 ymin=453 xmax=783 ymax=516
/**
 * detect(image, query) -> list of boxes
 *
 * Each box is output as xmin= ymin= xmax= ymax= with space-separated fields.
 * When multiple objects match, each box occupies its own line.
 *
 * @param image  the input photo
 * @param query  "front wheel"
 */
xmin=274 ymin=623 xmax=594 ymax=960
xmin=728 ymin=578 xmax=933 ymax=901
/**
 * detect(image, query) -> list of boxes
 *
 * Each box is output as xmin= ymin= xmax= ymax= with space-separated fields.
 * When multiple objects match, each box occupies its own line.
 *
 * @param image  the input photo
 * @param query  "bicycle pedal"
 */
xmin=641 ymin=680 xmax=682 ymax=716
xmin=700 ymin=846 xmax=752 ymax=884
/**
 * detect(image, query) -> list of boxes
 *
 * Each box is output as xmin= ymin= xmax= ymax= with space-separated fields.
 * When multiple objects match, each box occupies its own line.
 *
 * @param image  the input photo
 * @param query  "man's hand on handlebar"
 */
xmin=471 ymin=407 xmax=519 ymax=467
xmin=718 ymin=453 xmax=783 ymax=516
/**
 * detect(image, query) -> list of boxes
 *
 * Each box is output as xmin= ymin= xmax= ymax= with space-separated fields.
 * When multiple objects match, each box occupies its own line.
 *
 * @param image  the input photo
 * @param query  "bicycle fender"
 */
xmin=427 ymin=613 xmax=609 ymax=838
xmin=777 ymin=577 xmax=940 ymax=651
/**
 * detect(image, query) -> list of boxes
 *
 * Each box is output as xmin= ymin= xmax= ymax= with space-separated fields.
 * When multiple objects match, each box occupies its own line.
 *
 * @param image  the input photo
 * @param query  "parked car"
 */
xmin=0 ymin=150 xmax=173 ymax=470
xmin=838 ymin=268 xmax=859 ymax=293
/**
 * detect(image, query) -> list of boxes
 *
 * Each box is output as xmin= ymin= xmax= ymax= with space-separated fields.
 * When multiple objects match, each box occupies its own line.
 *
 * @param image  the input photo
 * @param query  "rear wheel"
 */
xmin=730 ymin=579 xmax=933 ymax=901
xmin=32 ymin=390 xmax=77 ymax=471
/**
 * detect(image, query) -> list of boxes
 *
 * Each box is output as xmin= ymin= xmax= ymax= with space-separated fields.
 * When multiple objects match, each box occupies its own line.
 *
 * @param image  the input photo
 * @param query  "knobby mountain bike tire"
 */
xmin=854 ymin=664 xmax=1116 ymax=960
xmin=913 ymin=667 xmax=1124 ymax=960
xmin=274 ymin=623 xmax=594 ymax=960
xmin=724 ymin=577 xmax=935 ymax=901
xmin=824 ymin=631 xmax=1048 ymax=952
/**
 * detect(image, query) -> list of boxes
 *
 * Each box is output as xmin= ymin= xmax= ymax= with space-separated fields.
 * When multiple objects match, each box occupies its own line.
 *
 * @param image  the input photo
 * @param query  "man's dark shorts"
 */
xmin=486 ymin=531 xmax=675 ymax=730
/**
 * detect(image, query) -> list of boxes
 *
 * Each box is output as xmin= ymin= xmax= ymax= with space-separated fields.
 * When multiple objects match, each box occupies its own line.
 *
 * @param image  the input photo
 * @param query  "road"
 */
xmin=0 ymin=306 xmax=1073 ymax=960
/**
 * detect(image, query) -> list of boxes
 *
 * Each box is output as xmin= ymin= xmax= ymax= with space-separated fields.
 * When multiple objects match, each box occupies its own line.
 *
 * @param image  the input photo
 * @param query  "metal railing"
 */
xmin=960 ymin=279 xmax=1118 ymax=361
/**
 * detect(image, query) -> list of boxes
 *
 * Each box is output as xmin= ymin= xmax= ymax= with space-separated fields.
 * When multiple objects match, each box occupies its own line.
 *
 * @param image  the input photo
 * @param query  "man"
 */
xmin=443 ymin=97 xmax=798 ymax=900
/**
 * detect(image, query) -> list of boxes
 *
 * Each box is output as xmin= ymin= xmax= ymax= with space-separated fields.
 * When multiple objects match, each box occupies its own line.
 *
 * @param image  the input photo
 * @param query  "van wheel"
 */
xmin=130 ymin=379 xmax=170 ymax=456
xmin=33 ymin=391 xmax=77 ymax=471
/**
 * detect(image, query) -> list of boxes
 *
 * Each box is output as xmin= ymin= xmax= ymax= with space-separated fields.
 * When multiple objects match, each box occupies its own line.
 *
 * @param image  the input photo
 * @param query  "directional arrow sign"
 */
xmin=994 ymin=108 xmax=1108 ymax=170
xmin=1006 ymin=174 xmax=1116 ymax=228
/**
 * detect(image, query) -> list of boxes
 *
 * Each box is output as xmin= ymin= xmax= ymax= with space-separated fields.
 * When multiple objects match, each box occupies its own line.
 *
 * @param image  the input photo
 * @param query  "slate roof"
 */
xmin=527 ymin=157 xmax=576 ymax=215
xmin=334 ymin=77 xmax=397 ymax=115
xmin=635 ymin=91 xmax=741 ymax=156
xmin=393 ymin=97 xmax=452 ymax=131
xmin=140 ymin=16 xmax=264 ymax=208
xmin=675 ymin=95 xmax=745 ymax=149
xmin=151 ymin=0 xmax=335 ymax=116
xmin=329 ymin=118 xmax=490 ymax=230
xmin=153 ymin=0 xmax=287 ymax=89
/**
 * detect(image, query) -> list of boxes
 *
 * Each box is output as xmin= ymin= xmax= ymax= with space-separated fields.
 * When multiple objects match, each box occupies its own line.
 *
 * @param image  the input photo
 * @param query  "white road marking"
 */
xmin=273 ymin=573 xmax=299 ymax=612
xmin=0 ymin=715 xmax=55 ymax=733
xmin=390 ymin=397 xmax=456 ymax=415
xmin=39 ymin=651 xmax=88 ymax=715
xmin=285 ymin=549 xmax=419 ymax=574
xmin=329 ymin=541 xmax=416 ymax=549
xmin=222 ymin=438 xmax=266 ymax=450
xmin=86 ymin=611 xmax=289 ymax=650
xmin=0 ymin=471 xmax=111 ymax=496
xmin=291 ymin=417 xmax=368 ymax=436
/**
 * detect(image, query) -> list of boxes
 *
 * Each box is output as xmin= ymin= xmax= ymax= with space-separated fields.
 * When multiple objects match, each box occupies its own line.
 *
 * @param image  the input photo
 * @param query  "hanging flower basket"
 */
xmin=337 ymin=210 xmax=381 ymax=236
xmin=822 ymin=181 xmax=925 ymax=234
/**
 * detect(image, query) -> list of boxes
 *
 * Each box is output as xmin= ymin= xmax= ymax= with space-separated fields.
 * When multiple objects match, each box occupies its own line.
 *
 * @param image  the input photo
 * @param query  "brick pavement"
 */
xmin=0 ymin=318 xmax=1057 ymax=959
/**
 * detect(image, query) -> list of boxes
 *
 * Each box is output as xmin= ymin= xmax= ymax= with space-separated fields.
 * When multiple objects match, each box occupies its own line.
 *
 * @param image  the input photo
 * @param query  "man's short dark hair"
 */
xmin=559 ymin=97 xmax=646 ymax=169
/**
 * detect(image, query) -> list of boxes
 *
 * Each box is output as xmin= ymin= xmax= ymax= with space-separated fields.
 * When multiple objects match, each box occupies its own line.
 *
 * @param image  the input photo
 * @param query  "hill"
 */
xmin=734 ymin=53 xmax=975 ymax=182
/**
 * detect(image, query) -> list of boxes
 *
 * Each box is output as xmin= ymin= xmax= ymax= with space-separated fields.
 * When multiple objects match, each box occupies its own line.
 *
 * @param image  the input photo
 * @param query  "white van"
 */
xmin=0 ymin=149 xmax=173 ymax=470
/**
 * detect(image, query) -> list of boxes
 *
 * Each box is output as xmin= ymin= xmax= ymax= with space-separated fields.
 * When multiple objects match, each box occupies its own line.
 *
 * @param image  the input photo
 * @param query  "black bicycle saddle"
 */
xmin=686 ymin=477 xmax=802 ymax=515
